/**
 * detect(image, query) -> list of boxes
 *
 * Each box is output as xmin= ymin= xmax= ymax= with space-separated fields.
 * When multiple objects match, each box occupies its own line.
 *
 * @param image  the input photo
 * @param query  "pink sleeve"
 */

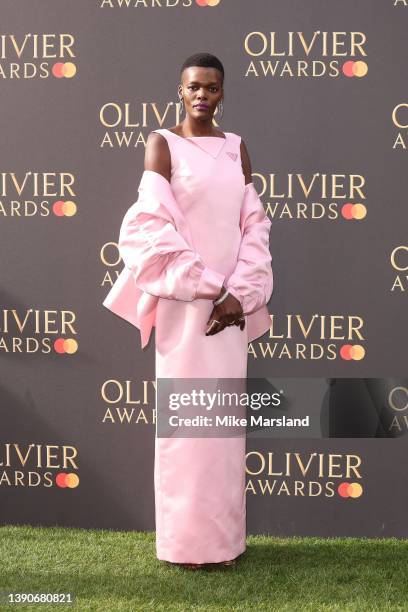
xmin=226 ymin=182 xmax=273 ymax=315
xmin=118 ymin=174 xmax=225 ymax=302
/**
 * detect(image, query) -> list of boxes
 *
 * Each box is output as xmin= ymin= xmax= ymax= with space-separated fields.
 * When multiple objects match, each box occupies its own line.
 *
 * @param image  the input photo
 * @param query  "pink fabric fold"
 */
xmin=226 ymin=182 xmax=273 ymax=315
xmin=102 ymin=170 xmax=272 ymax=348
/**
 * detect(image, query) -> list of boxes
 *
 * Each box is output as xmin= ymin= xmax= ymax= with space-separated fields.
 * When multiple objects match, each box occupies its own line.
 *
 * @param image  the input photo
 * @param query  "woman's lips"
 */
xmin=194 ymin=104 xmax=209 ymax=110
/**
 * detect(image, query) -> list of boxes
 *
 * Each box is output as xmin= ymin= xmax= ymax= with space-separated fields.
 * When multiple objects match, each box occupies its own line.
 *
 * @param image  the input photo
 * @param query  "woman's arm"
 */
xmin=224 ymin=138 xmax=273 ymax=315
xmin=117 ymin=132 xmax=226 ymax=302
xmin=144 ymin=131 xmax=172 ymax=183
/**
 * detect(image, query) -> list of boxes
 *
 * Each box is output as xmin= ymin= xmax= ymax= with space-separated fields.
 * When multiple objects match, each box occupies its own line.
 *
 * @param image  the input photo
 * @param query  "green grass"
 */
xmin=0 ymin=525 xmax=407 ymax=611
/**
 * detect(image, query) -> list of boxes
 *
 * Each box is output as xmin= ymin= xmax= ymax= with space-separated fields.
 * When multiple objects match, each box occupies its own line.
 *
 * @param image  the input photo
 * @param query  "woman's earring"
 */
xmin=179 ymin=96 xmax=184 ymax=114
xmin=217 ymin=99 xmax=224 ymax=120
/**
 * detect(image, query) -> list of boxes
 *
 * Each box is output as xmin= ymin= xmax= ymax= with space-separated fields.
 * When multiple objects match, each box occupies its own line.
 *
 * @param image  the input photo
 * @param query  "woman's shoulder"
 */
xmin=146 ymin=129 xmax=174 ymax=153
xmin=148 ymin=128 xmax=168 ymax=138
xmin=225 ymin=130 xmax=243 ymax=148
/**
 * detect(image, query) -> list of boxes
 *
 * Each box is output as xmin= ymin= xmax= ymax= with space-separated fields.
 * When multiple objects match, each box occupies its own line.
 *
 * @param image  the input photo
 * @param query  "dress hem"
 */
xmin=156 ymin=543 xmax=246 ymax=565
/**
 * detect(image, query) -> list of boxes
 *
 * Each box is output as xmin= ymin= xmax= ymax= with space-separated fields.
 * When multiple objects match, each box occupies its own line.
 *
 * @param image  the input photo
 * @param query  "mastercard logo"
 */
xmin=342 ymin=61 xmax=368 ymax=78
xmin=54 ymin=338 xmax=78 ymax=354
xmin=52 ymin=62 xmax=76 ymax=78
xmin=52 ymin=201 xmax=77 ymax=216
xmin=56 ymin=472 xmax=79 ymax=488
xmin=338 ymin=482 xmax=363 ymax=498
xmin=341 ymin=203 xmax=367 ymax=220
xmin=196 ymin=0 xmax=221 ymax=5
xmin=339 ymin=345 xmax=365 ymax=360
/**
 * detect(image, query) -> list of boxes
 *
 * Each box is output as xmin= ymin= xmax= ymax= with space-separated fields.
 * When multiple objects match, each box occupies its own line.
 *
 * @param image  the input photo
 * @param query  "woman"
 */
xmin=103 ymin=53 xmax=273 ymax=569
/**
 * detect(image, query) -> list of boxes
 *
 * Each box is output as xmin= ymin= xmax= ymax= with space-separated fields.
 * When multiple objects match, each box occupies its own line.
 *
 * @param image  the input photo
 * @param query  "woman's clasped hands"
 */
xmin=205 ymin=285 xmax=245 ymax=336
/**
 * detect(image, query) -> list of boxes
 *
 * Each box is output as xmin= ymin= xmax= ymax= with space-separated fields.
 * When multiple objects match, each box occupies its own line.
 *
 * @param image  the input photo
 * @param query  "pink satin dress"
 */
xmin=153 ymin=128 xmax=249 ymax=564
xmin=110 ymin=126 xmax=273 ymax=564
xmin=150 ymin=126 xmax=269 ymax=565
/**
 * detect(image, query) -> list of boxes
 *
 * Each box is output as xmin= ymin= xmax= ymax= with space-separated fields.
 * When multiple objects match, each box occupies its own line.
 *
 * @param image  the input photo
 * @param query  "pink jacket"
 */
xmin=102 ymin=169 xmax=273 ymax=349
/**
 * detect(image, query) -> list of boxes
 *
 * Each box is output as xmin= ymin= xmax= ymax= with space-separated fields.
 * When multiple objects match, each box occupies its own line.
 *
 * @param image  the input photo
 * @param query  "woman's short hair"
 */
xmin=180 ymin=53 xmax=224 ymax=85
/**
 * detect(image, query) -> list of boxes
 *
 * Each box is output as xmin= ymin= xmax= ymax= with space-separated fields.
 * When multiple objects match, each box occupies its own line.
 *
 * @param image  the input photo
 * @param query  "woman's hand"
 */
xmin=205 ymin=288 xmax=245 ymax=336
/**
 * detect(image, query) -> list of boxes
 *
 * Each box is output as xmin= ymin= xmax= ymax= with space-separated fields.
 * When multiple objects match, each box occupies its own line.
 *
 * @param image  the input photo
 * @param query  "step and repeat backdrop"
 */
xmin=1 ymin=1 xmax=407 ymax=537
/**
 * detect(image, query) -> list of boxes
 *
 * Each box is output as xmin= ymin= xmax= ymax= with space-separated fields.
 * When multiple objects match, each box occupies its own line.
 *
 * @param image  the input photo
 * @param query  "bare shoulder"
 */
xmin=144 ymin=131 xmax=171 ymax=182
xmin=239 ymin=137 xmax=253 ymax=185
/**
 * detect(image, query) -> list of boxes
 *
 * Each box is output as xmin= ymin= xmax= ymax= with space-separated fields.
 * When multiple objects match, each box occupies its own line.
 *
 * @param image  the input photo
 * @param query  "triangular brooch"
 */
xmin=226 ymin=151 xmax=238 ymax=161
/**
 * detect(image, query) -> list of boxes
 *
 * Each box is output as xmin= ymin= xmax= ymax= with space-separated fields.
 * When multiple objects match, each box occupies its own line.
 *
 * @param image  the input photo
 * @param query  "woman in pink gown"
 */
xmin=105 ymin=53 xmax=273 ymax=569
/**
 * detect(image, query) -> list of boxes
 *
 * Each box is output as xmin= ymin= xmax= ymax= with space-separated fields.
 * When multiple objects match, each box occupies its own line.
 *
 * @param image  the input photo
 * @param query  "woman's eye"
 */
xmin=188 ymin=86 xmax=218 ymax=92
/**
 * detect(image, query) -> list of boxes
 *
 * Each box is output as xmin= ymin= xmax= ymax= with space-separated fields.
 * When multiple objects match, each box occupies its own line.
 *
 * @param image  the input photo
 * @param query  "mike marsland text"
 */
xmin=168 ymin=415 xmax=310 ymax=428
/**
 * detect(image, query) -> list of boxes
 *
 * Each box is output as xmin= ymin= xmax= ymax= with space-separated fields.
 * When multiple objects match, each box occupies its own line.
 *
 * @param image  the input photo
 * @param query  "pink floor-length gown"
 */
xmin=152 ymin=128 xmax=249 ymax=564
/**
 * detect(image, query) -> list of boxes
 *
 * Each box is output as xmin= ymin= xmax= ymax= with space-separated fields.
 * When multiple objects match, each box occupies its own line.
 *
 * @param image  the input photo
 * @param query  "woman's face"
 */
xmin=179 ymin=66 xmax=223 ymax=121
